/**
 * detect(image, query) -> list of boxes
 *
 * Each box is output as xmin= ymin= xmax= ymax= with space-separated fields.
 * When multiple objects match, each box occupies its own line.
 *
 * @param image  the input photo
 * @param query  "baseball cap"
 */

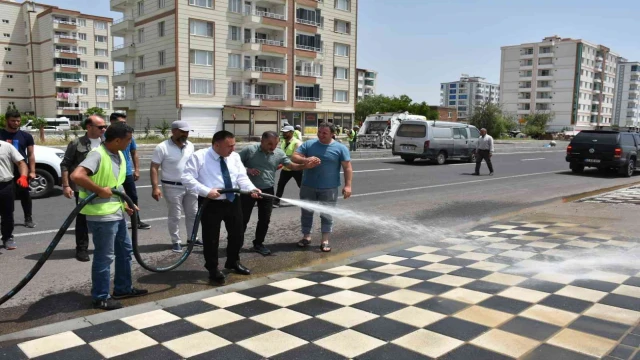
xmin=282 ymin=125 xmax=294 ymax=132
xmin=171 ymin=120 xmax=191 ymax=131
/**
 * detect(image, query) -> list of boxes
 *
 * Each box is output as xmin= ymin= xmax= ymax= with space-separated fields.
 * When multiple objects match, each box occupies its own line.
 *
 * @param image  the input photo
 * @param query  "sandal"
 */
xmin=297 ymin=239 xmax=311 ymax=248
xmin=320 ymin=242 xmax=331 ymax=252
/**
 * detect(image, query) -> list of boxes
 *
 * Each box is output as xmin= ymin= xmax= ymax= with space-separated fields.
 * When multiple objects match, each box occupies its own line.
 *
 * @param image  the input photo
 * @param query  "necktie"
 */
xmin=220 ymin=157 xmax=235 ymax=202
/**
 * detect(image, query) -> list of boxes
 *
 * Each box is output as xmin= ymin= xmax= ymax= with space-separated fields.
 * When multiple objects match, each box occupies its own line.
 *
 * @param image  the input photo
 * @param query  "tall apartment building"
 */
xmin=613 ymin=62 xmax=640 ymax=129
xmin=356 ymin=67 xmax=376 ymax=101
xmin=111 ymin=0 xmax=357 ymax=136
xmin=500 ymin=36 xmax=623 ymax=132
xmin=0 ymin=0 xmax=113 ymax=121
xmin=440 ymin=74 xmax=499 ymax=122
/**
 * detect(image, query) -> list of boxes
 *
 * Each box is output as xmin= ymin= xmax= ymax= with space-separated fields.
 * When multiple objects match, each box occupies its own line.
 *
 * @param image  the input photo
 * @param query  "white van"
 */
xmin=21 ymin=117 xmax=71 ymax=131
xmin=392 ymin=120 xmax=481 ymax=164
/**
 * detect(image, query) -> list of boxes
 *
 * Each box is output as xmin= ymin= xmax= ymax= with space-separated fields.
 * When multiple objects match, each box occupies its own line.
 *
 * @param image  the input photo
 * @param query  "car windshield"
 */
xmin=572 ymin=132 xmax=618 ymax=145
xmin=397 ymin=124 xmax=426 ymax=138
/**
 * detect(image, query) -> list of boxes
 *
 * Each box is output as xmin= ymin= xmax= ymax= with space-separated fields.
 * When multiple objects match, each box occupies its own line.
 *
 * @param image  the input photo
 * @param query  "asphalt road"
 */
xmin=2 ymin=149 xmax=639 ymax=336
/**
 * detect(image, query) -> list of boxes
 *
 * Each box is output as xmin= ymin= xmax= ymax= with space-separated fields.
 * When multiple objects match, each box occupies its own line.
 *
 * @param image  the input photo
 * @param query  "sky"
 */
xmin=42 ymin=0 xmax=640 ymax=105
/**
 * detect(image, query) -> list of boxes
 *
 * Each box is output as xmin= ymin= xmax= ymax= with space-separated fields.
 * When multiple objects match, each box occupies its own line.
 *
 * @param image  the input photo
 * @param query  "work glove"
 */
xmin=16 ymin=175 xmax=29 ymax=188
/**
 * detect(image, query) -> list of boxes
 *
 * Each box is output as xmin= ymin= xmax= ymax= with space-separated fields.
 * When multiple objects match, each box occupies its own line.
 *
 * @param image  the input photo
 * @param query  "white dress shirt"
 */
xmin=151 ymin=139 xmax=195 ymax=182
xmin=182 ymin=147 xmax=257 ymax=199
xmin=476 ymin=134 xmax=495 ymax=153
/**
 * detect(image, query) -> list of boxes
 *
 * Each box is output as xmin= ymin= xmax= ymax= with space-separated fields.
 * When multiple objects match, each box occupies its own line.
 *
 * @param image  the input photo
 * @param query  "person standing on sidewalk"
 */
xmin=60 ymin=115 xmax=107 ymax=262
xmin=474 ymin=128 xmax=494 ymax=176
xmin=0 ymin=109 xmax=36 ymax=228
xmin=0 ymin=140 xmax=28 ymax=250
xmin=239 ymin=131 xmax=311 ymax=256
xmin=71 ymin=122 xmax=148 ymax=310
xmin=109 ymin=113 xmax=151 ymax=229
xmin=274 ymin=125 xmax=302 ymax=207
xmin=150 ymin=121 xmax=202 ymax=253
xmin=347 ymin=126 xmax=359 ymax=152
xmin=182 ymin=130 xmax=261 ymax=285
xmin=291 ymin=122 xmax=353 ymax=252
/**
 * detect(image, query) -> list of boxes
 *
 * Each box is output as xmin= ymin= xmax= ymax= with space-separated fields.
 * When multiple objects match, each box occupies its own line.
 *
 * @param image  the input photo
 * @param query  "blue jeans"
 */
xmin=300 ymin=186 xmax=339 ymax=235
xmin=87 ymin=219 xmax=133 ymax=300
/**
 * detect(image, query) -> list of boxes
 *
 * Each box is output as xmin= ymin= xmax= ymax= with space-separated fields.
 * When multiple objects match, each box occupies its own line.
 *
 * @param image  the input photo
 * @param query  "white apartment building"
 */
xmin=440 ymin=74 xmax=499 ymax=122
xmin=0 ymin=0 xmax=113 ymax=121
xmin=613 ymin=62 xmax=640 ymax=129
xmin=356 ymin=67 xmax=376 ymax=101
xmin=500 ymin=36 xmax=622 ymax=132
xmin=111 ymin=0 xmax=357 ymax=136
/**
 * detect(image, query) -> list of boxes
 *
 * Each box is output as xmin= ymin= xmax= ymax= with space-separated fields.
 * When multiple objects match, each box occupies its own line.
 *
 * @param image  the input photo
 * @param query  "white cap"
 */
xmin=282 ymin=125 xmax=295 ymax=132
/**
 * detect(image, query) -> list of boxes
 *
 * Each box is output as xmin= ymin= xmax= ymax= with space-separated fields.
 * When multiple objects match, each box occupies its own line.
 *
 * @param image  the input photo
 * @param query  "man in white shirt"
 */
xmin=182 ymin=130 xmax=261 ymax=285
xmin=151 ymin=121 xmax=201 ymax=253
xmin=474 ymin=128 xmax=494 ymax=176
xmin=0 ymin=140 xmax=28 ymax=250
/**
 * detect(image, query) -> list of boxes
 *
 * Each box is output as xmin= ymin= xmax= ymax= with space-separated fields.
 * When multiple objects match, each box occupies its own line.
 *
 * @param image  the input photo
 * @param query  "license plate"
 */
xmin=585 ymin=159 xmax=601 ymax=163
xmin=401 ymin=146 xmax=415 ymax=151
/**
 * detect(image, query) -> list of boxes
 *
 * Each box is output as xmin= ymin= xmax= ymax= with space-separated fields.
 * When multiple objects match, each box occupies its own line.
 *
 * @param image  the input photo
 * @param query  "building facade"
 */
xmin=429 ymin=106 xmax=458 ymax=122
xmin=0 ymin=0 xmax=113 ymax=121
xmin=111 ymin=0 xmax=357 ymax=137
xmin=500 ymin=36 xmax=623 ymax=132
xmin=356 ymin=67 xmax=376 ymax=101
xmin=440 ymin=74 xmax=499 ymax=122
xmin=613 ymin=62 xmax=640 ymax=130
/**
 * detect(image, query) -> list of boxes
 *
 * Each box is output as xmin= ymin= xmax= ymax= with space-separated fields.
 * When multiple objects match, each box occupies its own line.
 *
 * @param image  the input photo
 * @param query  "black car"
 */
xmin=566 ymin=130 xmax=640 ymax=177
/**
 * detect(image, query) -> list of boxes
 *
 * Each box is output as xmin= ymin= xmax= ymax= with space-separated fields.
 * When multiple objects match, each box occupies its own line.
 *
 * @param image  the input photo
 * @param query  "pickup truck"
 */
xmin=566 ymin=130 xmax=639 ymax=177
xmin=31 ymin=145 xmax=64 ymax=198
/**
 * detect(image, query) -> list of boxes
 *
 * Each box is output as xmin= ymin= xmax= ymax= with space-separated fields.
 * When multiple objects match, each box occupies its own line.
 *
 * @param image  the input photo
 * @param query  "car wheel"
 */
xmin=436 ymin=152 xmax=447 ymax=165
xmin=571 ymin=165 xmax=584 ymax=173
xmin=622 ymin=159 xmax=635 ymax=177
xmin=30 ymin=168 xmax=54 ymax=199
xmin=468 ymin=152 xmax=477 ymax=163
xmin=402 ymin=157 xmax=415 ymax=163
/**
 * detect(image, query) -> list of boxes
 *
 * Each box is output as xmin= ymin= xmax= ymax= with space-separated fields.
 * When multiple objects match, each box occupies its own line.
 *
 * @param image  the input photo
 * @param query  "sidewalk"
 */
xmin=2 ymin=188 xmax=640 ymax=359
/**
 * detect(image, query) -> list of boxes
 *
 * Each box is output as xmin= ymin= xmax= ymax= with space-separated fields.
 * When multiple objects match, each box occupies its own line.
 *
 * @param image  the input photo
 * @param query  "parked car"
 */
xmin=392 ymin=120 xmax=480 ymax=164
xmin=566 ymin=130 xmax=639 ymax=177
xmin=31 ymin=145 xmax=64 ymax=198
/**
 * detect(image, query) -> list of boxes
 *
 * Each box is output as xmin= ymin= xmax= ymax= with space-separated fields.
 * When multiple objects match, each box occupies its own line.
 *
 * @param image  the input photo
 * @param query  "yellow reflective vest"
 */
xmin=79 ymin=145 xmax=126 ymax=216
xmin=280 ymin=138 xmax=301 ymax=172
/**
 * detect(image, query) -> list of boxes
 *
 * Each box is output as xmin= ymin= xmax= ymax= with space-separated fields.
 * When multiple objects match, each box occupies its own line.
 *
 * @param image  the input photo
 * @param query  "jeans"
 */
xmin=349 ymin=141 xmax=357 ymax=151
xmin=475 ymin=150 xmax=494 ymax=174
xmin=241 ymin=187 xmax=274 ymax=246
xmin=74 ymin=191 xmax=89 ymax=251
xmin=0 ymin=181 xmax=15 ymax=240
xmin=122 ymin=175 xmax=142 ymax=221
xmin=300 ymin=186 xmax=339 ymax=235
xmin=87 ymin=219 xmax=133 ymax=300
xmin=162 ymin=185 xmax=198 ymax=244
xmin=199 ymin=197 xmax=244 ymax=275
xmin=13 ymin=173 xmax=32 ymax=218
xmin=275 ymin=171 xmax=302 ymax=203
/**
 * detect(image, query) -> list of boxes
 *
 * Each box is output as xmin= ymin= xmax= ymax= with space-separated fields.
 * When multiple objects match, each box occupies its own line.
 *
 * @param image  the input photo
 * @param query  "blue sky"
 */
xmin=44 ymin=0 xmax=640 ymax=105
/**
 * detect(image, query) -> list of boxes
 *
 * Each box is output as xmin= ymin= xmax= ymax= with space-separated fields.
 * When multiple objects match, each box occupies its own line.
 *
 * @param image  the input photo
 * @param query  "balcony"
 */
xmin=296 ymin=69 xmax=322 ymax=78
xmin=518 ymin=98 xmax=531 ymax=103
xmin=295 ymin=43 xmax=323 ymax=54
xmin=113 ymin=70 xmax=135 ymax=84
xmin=54 ymin=34 xmax=78 ymax=45
xmin=538 ymin=51 xmax=554 ymax=58
xmin=520 ymin=53 xmax=534 ymax=60
xmin=593 ymin=77 xmax=602 ymax=83
xmin=537 ymin=63 xmax=554 ymax=70
xmin=519 ymin=76 xmax=532 ymax=81
xmin=629 ymin=88 xmax=640 ymax=95
xmin=112 ymin=43 xmax=135 ymax=60
xmin=536 ymin=97 xmax=553 ymax=103
xmin=56 ymin=107 xmax=82 ymax=115
xmin=54 ymin=64 xmax=80 ymax=73
xmin=295 ymin=95 xmax=321 ymax=102
xmin=243 ymin=37 xmax=286 ymax=54
xmin=244 ymin=66 xmax=286 ymax=81
xmin=53 ymin=19 xmax=77 ymax=30
xmin=111 ymin=0 xmax=134 ymax=11
xmin=631 ymin=77 xmax=640 ymax=84
xmin=519 ymin=64 xmax=533 ymax=71
xmin=113 ymin=96 xmax=136 ymax=110
xmin=517 ymin=109 xmax=531 ymax=115
xmin=537 ymin=75 xmax=553 ymax=81
xmin=111 ymin=17 xmax=134 ymax=36
xmin=242 ymin=93 xmax=285 ymax=106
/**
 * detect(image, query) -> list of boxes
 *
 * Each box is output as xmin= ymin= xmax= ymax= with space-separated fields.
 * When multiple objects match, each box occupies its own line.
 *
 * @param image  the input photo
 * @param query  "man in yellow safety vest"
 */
xmin=348 ymin=126 xmax=359 ymax=151
xmin=274 ymin=125 xmax=302 ymax=207
xmin=71 ymin=121 xmax=148 ymax=310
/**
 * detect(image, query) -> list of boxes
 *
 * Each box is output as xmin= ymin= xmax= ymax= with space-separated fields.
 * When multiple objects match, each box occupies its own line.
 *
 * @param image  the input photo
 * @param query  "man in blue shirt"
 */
xmin=109 ymin=113 xmax=151 ymax=229
xmin=291 ymin=122 xmax=353 ymax=252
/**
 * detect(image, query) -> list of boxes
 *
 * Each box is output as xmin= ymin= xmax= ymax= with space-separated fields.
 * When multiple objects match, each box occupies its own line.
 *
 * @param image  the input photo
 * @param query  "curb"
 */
xmin=562 ymin=180 xmax=640 ymax=203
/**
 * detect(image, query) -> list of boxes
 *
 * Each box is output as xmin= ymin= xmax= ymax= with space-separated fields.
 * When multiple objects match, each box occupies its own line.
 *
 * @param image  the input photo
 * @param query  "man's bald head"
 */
xmin=85 ymin=115 xmax=107 ymax=138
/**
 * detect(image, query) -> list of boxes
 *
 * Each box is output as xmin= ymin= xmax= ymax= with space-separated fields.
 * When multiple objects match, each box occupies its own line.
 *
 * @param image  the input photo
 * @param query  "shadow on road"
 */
xmin=24 ymin=249 xmax=93 ymax=261
xmin=0 ymin=291 xmax=90 ymax=326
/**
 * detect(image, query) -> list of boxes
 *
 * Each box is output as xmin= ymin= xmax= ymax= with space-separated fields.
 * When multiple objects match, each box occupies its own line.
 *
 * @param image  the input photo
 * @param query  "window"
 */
xmin=94 ymin=21 xmax=107 ymax=30
xmin=96 ymin=75 xmax=108 ymax=83
xmin=335 ymin=43 xmax=349 ymax=57
xmin=228 ymin=81 xmax=242 ymax=96
xmin=137 ymin=1 xmax=144 ymax=16
xmin=95 ymin=49 xmax=108 ymax=57
xmin=138 ymin=55 xmax=145 ymax=70
xmin=158 ymin=0 xmax=166 ymax=8
xmin=95 ymin=62 xmax=109 ymax=70
xmin=78 ymin=33 xmax=87 ymax=40
xmin=190 ymin=78 xmax=214 ymax=95
xmin=96 ymin=89 xmax=109 ymax=96
xmin=82 ymin=74 xmax=88 ymax=81
xmin=80 ymin=87 xmax=88 ymax=95
xmin=228 ymin=26 xmax=241 ymax=41
xmin=81 ymin=60 xmax=88 ymax=68
xmin=79 ymin=47 xmax=87 ymax=54
xmin=138 ymin=82 xmax=146 ymax=98
xmin=449 ymin=89 xmax=456 ymax=94
xmin=190 ymin=20 xmax=213 ymax=37
xmin=334 ymin=20 xmax=350 ymax=34
xmin=77 ymin=19 xmax=86 ymax=27
xmin=334 ymin=67 xmax=348 ymax=80
xmin=189 ymin=50 xmax=213 ymax=66
xmin=228 ymin=53 xmax=241 ymax=68
xmin=158 ymin=21 xmax=165 ymax=37
xmin=80 ymin=101 xmax=89 ymax=109
xmin=138 ymin=28 xmax=145 ymax=43
xmin=95 ymin=35 xmax=107 ymax=43
xmin=97 ymin=102 xmax=109 ymax=109
xmin=470 ymin=127 xmax=480 ymax=138
xmin=334 ymin=90 xmax=348 ymax=102
xmin=158 ymin=50 xmax=166 ymax=66
xmin=229 ymin=0 xmax=242 ymax=13
xmin=158 ymin=79 xmax=166 ymax=95
xmin=189 ymin=0 xmax=213 ymax=7
xmin=335 ymin=0 xmax=350 ymax=11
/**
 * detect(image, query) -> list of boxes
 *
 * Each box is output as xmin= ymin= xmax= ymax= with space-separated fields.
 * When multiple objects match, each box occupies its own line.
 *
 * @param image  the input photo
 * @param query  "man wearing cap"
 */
xmin=274 ymin=125 xmax=302 ymax=207
xmin=150 ymin=121 xmax=202 ymax=253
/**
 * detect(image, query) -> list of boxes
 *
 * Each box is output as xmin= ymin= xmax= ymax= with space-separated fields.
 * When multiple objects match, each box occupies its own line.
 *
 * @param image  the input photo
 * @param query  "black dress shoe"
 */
xmin=209 ymin=270 xmax=226 ymax=285
xmin=225 ymin=261 xmax=251 ymax=275
xmin=76 ymin=250 xmax=90 ymax=262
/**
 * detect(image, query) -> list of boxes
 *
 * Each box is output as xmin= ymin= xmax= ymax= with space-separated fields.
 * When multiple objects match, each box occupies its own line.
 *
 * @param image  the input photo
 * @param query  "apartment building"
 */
xmin=0 ymin=0 xmax=113 ymax=121
xmin=613 ymin=62 xmax=640 ymax=130
xmin=356 ymin=67 xmax=376 ymax=101
xmin=111 ymin=0 xmax=357 ymax=136
xmin=440 ymin=74 xmax=499 ymax=122
xmin=500 ymin=36 xmax=623 ymax=132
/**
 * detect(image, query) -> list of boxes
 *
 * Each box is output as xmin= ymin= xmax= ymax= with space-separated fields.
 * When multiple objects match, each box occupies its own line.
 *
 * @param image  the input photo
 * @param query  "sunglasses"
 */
xmin=94 ymin=125 xmax=108 ymax=130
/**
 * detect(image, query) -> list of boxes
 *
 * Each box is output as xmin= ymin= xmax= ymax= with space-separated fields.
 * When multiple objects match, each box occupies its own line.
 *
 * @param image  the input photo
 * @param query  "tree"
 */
xmin=85 ymin=107 xmax=106 ymax=117
xmin=155 ymin=120 xmax=171 ymax=139
xmin=32 ymin=117 xmax=48 ymax=142
xmin=355 ymin=94 xmax=439 ymax=121
xmin=469 ymin=101 xmax=513 ymax=138
xmin=523 ymin=112 xmax=553 ymax=139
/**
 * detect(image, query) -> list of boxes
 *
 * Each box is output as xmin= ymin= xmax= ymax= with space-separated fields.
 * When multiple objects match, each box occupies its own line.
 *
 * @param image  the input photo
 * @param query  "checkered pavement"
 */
xmin=3 ymin=221 xmax=640 ymax=359
xmin=578 ymin=185 xmax=640 ymax=205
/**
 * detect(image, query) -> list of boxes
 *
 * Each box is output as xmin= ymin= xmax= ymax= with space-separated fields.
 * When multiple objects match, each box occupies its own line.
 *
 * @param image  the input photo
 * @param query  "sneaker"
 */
xmin=2 ymin=237 xmax=16 ymax=250
xmin=76 ymin=249 xmax=90 ymax=262
xmin=172 ymin=243 xmax=183 ymax=253
xmin=190 ymin=239 xmax=203 ymax=247
xmin=93 ymin=298 xmax=123 ymax=310
xmin=138 ymin=221 xmax=151 ymax=230
xmin=24 ymin=217 xmax=36 ymax=228
xmin=112 ymin=287 xmax=149 ymax=300
xmin=252 ymin=244 xmax=271 ymax=256
xmin=489 ymin=172 xmax=494 ymax=176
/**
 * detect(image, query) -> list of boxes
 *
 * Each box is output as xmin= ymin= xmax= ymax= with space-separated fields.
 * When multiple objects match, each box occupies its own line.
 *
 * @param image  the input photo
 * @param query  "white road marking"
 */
xmin=522 ymin=158 xmax=546 ymax=161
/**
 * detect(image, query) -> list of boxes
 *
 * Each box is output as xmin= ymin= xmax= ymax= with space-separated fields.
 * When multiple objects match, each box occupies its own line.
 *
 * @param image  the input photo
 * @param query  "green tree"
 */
xmin=523 ymin=112 xmax=553 ymax=139
xmin=469 ymin=101 xmax=512 ymax=138
xmin=85 ymin=107 xmax=106 ymax=117
xmin=355 ymin=94 xmax=439 ymax=121
xmin=155 ymin=120 xmax=171 ymax=139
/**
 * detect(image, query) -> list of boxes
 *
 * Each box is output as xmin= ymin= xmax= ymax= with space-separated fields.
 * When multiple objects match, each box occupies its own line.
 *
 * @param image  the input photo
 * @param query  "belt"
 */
xmin=161 ymin=180 xmax=183 ymax=186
